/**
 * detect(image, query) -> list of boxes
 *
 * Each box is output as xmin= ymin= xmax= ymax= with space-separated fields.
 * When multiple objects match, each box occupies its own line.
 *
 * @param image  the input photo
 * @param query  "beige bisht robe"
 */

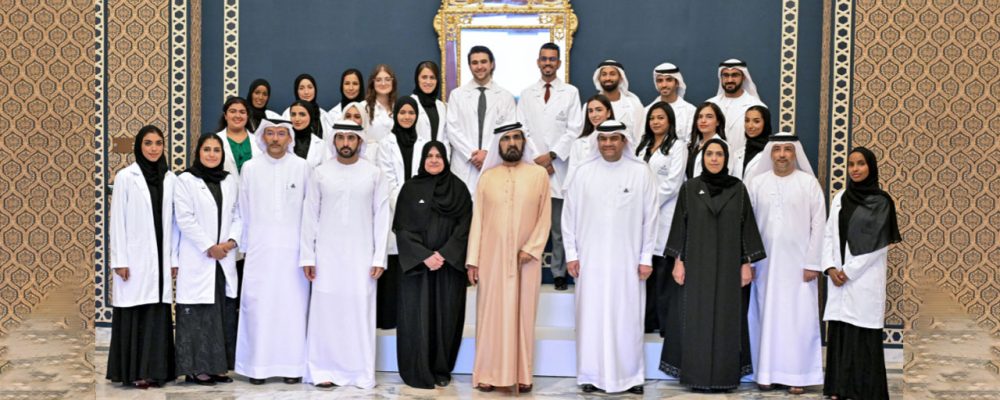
xmin=467 ymin=162 xmax=552 ymax=387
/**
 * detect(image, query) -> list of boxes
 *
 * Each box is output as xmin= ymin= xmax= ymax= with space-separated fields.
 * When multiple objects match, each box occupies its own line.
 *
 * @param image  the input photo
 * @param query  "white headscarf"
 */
xmin=652 ymin=62 xmax=687 ymax=100
xmin=741 ymin=131 xmax=814 ymax=184
xmin=715 ymin=58 xmax=762 ymax=101
xmin=253 ymin=118 xmax=295 ymax=159
xmin=341 ymin=101 xmax=367 ymax=128
xmin=563 ymin=120 xmax=641 ymax=190
xmin=325 ymin=120 xmax=370 ymax=161
xmin=592 ymin=60 xmax=641 ymax=101
xmin=478 ymin=121 xmax=538 ymax=173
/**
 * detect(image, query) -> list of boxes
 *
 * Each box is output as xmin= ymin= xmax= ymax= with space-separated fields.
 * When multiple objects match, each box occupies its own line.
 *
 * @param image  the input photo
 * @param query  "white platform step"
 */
xmin=376 ymin=285 xmax=673 ymax=380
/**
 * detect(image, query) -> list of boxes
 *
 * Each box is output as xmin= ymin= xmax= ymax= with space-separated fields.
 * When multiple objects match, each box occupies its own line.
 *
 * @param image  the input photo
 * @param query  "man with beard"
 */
xmin=592 ymin=60 xmax=645 ymax=143
xmin=445 ymin=45 xmax=517 ymax=194
xmin=235 ymin=119 xmax=311 ymax=385
xmin=516 ymin=42 xmax=583 ymax=291
xmin=300 ymin=121 xmax=391 ymax=389
xmin=466 ymin=122 xmax=552 ymax=393
xmin=705 ymin=59 xmax=767 ymax=164
xmin=646 ymin=63 xmax=696 ymax=144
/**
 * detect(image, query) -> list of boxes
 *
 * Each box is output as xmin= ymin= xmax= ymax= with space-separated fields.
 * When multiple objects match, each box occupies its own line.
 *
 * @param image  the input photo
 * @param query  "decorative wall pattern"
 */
xmin=778 ymin=0 xmax=800 ymax=133
xmin=222 ymin=0 xmax=238 ymax=100
xmin=850 ymin=0 xmax=999 ymax=334
xmin=0 ymin=0 xmax=95 ymax=334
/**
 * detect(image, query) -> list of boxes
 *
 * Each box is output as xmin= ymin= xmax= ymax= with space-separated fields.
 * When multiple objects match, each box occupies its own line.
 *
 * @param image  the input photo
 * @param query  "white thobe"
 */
xmin=234 ymin=153 xmax=311 ymax=379
xmin=637 ymin=143 xmax=687 ymax=256
xmin=705 ymin=92 xmax=765 ymax=159
xmin=300 ymin=158 xmax=391 ymax=388
xmin=822 ymin=192 xmax=889 ymax=329
xmin=566 ymin=136 xmax=591 ymax=175
xmin=517 ymin=78 xmax=583 ymax=199
xmin=445 ymin=79 xmax=516 ymax=194
xmin=746 ymin=170 xmax=826 ymax=386
xmin=645 ymin=97 xmax=696 ymax=145
xmin=562 ymin=158 xmax=657 ymax=393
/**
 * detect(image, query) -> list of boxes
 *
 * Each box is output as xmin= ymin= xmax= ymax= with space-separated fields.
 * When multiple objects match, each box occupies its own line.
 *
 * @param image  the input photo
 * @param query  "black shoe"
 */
xmin=554 ymin=277 xmax=568 ymax=291
xmin=283 ymin=377 xmax=302 ymax=384
xmin=581 ymin=384 xmax=599 ymax=393
xmin=627 ymin=385 xmax=644 ymax=394
xmin=315 ymin=381 xmax=336 ymax=388
xmin=435 ymin=376 xmax=451 ymax=387
xmin=186 ymin=374 xmax=216 ymax=386
xmin=212 ymin=374 xmax=233 ymax=383
xmin=249 ymin=378 xmax=266 ymax=385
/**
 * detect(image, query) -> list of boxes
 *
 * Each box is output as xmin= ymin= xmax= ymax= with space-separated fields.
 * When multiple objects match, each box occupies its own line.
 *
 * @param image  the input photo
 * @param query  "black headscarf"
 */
xmin=293 ymin=73 xmax=319 ymax=106
xmin=338 ymin=69 xmax=365 ymax=110
xmin=133 ymin=125 xmax=169 ymax=278
xmin=412 ymin=61 xmax=441 ymax=141
xmin=245 ymin=79 xmax=270 ymax=132
xmin=839 ymin=147 xmax=901 ymax=262
xmin=636 ymin=101 xmax=678 ymax=161
xmin=699 ymin=138 xmax=740 ymax=197
xmin=185 ymin=134 xmax=230 ymax=184
xmin=290 ymin=100 xmax=321 ymax=159
xmin=393 ymin=141 xmax=472 ymax=233
xmin=393 ymin=96 xmax=420 ymax=180
xmin=743 ymin=105 xmax=772 ymax=170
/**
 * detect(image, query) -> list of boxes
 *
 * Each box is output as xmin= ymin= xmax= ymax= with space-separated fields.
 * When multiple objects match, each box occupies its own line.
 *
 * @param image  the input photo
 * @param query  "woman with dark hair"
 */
xmin=822 ymin=147 xmax=899 ymax=400
xmin=375 ymin=96 xmax=424 ymax=330
xmin=393 ymin=140 xmax=472 ymax=389
xmin=173 ymin=134 xmax=242 ymax=386
xmin=732 ymin=105 xmax=772 ymax=179
xmin=410 ymin=61 xmax=448 ymax=145
xmin=244 ymin=79 xmax=280 ymax=132
xmin=287 ymin=100 xmax=327 ymax=167
xmin=685 ymin=102 xmax=728 ymax=179
xmin=107 ymin=125 xmax=178 ymax=389
xmin=566 ymin=94 xmax=615 ymax=172
xmin=214 ymin=97 xmax=261 ymax=178
xmin=635 ymin=101 xmax=687 ymax=335
xmin=660 ymin=139 xmax=765 ymax=392
xmin=281 ymin=73 xmax=331 ymax=123
xmin=329 ymin=69 xmax=365 ymax=122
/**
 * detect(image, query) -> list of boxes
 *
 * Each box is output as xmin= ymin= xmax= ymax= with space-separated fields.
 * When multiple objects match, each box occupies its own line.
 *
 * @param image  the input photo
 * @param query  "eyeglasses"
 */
xmin=538 ymin=56 xmax=559 ymax=62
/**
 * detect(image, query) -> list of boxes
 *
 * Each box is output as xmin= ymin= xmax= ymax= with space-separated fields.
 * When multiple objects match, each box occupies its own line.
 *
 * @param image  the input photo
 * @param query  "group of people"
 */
xmin=106 ymin=42 xmax=900 ymax=399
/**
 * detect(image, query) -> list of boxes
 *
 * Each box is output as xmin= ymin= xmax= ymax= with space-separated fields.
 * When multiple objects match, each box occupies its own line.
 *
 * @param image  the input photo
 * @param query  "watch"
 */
xmin=548 ymin=151 xmax=557 ymax=160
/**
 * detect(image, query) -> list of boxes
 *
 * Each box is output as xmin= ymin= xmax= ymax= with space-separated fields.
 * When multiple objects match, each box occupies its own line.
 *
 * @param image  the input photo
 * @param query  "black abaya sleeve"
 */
xmin=396 ymin=229 xmax=435 ymax=275
xmin=438 ymin=209 xmax=472 ymax=273
xmin=738 ymin=185 xmax=767 ymax=263
xmin=664 ymin=183 xmax=689 ymax=261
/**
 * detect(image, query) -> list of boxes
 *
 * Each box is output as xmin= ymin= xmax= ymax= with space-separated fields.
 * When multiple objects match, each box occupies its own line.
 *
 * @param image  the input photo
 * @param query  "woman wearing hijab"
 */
xmin=173 ymin=134 xmax=242 ymax=386
xmin=287 ymin=100 xmax=327 ymax=167
xmin=107 ymin=125 xmax=178 ymax=389
xmin=393 ymin=141 xmax=473 ymax=389
xmin=375 ymin=96 xmax=422 ymax=330
xmin=635 ymin=101 xmax=687 ymax=336
xmin=328 ymin=68 xmax=364 ymax=123
xmin=822 ymin=147 xmax=900 ymax=400
xmin=410 ymin=61 xmax=449 ymax=146
xmin=732 ymin=105 xmax=771 ymax=180
xmin=685 ymin=102 xmax=728 ymax=179
xmin=244 ymin=79 xmax=280 ymax=132
xmin=214 ymin=97 xmax=262 ymax=177
xmin=660 ymin=139 xmax=766 ymax=392
xmin=281 ymin=73 xmax=330 ymax=123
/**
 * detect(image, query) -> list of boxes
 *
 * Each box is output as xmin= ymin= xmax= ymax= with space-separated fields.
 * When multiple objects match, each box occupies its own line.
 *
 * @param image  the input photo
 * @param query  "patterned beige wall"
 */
xmin=851 ymin=0 xmax=999 ymax=330
xmin=0 ymin=1 xmax=95 ymax=334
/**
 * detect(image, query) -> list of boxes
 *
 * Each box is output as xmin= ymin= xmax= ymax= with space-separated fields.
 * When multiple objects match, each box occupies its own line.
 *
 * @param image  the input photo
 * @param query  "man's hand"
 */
xmin=567 ymin=260 xmax=580 ymax=278
xmin=803 ymin=269 xmax=820 ymax=282
xmin=303 ymin=266 xmax=316 ymax=282
xmin=471 ymin=150 xmax=487 ymax=170
xmin=114 ymin=267 xmax=130 ymax=281
xmin=208 ymin=244 xmax=229 ymax=260
xmin=827 ymin=267 xmax=844 ymax=287
xmin=370 ymin=266 xmax=385 ymax=280
xmin=638 ymin=264 xmax=652 ymax=280
xmin=544 ymin=164 xmax=555 ymax=175
xmin=672 ymin=259 xmax=685 ymax=285
xmin=518 ymin=250 xmax=536 ymax=266
xmin=467 ymin=265 xmax=479 ymax=285
xmin=533 ymin=152 xmax=554 ymax=167
xmin=171 ymin=267 xmax=178 ymax=279
xmin=741 ymin=263 xmax=753 ymax=287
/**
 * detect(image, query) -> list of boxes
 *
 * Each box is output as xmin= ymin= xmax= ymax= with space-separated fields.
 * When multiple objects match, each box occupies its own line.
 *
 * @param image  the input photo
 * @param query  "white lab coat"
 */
xmin=517 ymin=78 xmax=583 ymax=199
xmin=731 ymin=147 xmax=763 ymax=181
xmin=822 ymin=191 xmax=889 ymax=329
xmin=109 ymin=163 xmax=177 ymax=307
xmin=358 ymin=100 xmax=394 ymax=163
xmin=410 ymin=94 xmax=450 ymax=147
xmin=376 ymin=133 xmax=427 ymax=255
xmin=445 ymin=79 xmax=517 ymax=194
xmin=705 ymin=92 xmax=766 ymax=160
xmin=215 ymin=129 xmax=262 ymax=178
xmin=298 ymin=134 xmax=329 ymax=168
xmin=638 ymin=142 xmax=688 ymax=256
xmin=172 ymin=172 xmax=243 ymax=304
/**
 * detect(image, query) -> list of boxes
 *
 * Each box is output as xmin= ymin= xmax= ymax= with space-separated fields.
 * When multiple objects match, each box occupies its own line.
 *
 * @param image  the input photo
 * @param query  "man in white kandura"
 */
xmin=300 ymin=121 xmax=391 ymax=389
xmin=705 ymin=58 xmax=766 ymax=161
xmin=563 ymin=120 xmax=657 ymax=395
xmin=743 ymin=132 xmax=826 ymax=395
xmin=646 ymin=62 xmax=696 ymax=144
xmin=592 ymin=60 xmax=646 ymax=142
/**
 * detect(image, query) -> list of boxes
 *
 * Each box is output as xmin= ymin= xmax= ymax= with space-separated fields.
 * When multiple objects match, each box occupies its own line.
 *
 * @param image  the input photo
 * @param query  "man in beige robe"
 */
xmin=466 ymin=122 xmax=552 ymax=392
